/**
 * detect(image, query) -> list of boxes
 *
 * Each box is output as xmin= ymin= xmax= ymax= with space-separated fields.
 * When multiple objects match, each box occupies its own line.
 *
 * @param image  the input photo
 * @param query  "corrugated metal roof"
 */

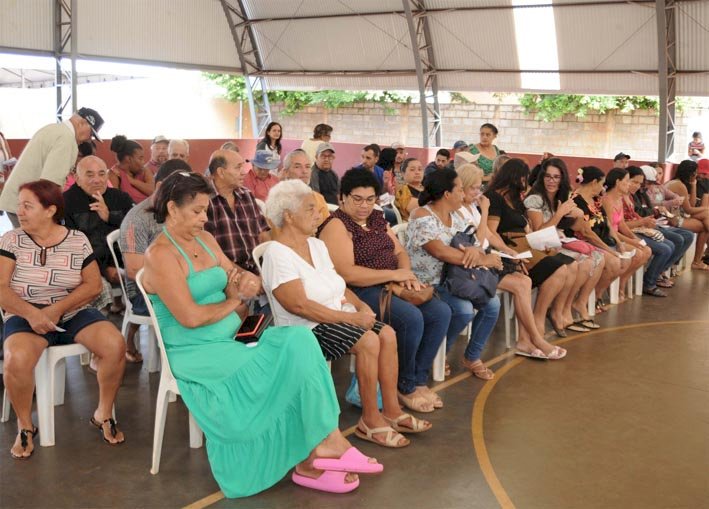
xmin=0 ymin=0 xmax=707 ymax=96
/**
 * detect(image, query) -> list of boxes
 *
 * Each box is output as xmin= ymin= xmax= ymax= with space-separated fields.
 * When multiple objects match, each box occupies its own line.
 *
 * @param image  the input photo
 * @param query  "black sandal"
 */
xmin=10 ymin=426 xmax=38 ymax=460
xmin=90 ymin=417 xmax=125 ymax=445
xmin=643 ymin=287 xmax=667 ymax=297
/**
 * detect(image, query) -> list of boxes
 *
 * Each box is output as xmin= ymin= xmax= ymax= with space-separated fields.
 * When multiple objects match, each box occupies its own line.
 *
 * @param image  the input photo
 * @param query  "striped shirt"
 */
xmin=204 ymin=187 xmax=268 ymax=274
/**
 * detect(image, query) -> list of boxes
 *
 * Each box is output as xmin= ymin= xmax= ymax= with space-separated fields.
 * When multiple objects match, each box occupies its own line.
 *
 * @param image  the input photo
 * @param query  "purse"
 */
xmin=632 ymin=227 xmax=665 ymax=242
xmin=379 ymin=282 xmax=434 ymax=324
xmin=501 ymin=232 xmax=547 ymax=270
xmin=562 ymin=239 xmax=596 ymax=255
xmin=440 ymin=228 xmax=500 ymax=308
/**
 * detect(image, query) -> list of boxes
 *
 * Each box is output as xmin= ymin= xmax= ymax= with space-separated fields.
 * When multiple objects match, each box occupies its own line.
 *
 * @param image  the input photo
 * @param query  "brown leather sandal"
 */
xmin=461 ymin=358 xmax=495 ymax=380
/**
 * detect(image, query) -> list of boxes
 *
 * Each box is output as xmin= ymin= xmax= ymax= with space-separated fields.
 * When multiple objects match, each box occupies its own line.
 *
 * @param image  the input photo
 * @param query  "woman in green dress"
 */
xmin=470 ymin=123 xmax=503 ymax=180
xmin=141 ymin=172 xmax=381 ymax=498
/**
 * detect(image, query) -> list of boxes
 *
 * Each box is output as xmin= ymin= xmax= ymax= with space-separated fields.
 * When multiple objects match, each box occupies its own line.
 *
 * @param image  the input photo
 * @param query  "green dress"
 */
xmin=470 ymin=144 xmax=501 ymax=176
xmin=149 ymin=230 xmax=340 ymax=498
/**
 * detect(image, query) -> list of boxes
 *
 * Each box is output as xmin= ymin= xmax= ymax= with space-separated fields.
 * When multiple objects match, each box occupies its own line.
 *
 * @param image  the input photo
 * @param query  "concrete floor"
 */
xmin=1 ymin=270 xmax=707 ymax=508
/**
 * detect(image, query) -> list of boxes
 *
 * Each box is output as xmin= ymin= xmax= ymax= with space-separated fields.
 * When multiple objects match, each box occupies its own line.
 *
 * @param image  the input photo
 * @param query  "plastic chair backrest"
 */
xmin=252 ymin=241 xmax=280 ymax=324
xmin=388 ymin=204 xmax=403 ymax=225
xmin=106 ymin=229 xmax=130 ymax=305
xmin=255 ymin=198 xmax=266 ymax=215
xmin=135 ymin=269 xmax=177 ymax=382
xmin=326 ymin=203 xmax=339 ymax=213
xmin=391 ymin=222 xmax=408 ymax=246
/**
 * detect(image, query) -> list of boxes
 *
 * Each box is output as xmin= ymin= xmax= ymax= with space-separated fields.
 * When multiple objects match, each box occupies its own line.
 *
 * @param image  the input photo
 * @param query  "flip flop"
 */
xmin=566 ymin=323 xmax=591 ymax=333
xmin=292 ymin=470 xmax=359 ymax=494
xmin=312 ymin=447 xmax=383 ymax=474
xmin=579 ymin=320 xmax=601 ymax=330
xmin=10 ymin=426 xmax=38 ymax=460
xmin=546 ymin=346 xmax=567 ymax=360
xmin=514 ymin=348 xmax=548 ymax=360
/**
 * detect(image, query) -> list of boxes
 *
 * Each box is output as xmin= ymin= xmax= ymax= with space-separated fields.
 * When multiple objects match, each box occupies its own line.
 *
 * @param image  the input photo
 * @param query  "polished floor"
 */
xmin=1 ymin=269 xmax=707 ymax=508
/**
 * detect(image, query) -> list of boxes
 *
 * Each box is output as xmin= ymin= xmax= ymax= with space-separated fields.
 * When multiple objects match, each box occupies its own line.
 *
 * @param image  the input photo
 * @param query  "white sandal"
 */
xmin=354 ymin=418 xmax=409 ymax=448
xmin=383 ymin=413 xmax=431 ymax=434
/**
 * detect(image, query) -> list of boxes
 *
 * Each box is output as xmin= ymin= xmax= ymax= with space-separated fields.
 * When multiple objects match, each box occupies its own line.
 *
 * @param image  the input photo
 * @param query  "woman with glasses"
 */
xmin=318 ymin=169 xmax=452 ymax=413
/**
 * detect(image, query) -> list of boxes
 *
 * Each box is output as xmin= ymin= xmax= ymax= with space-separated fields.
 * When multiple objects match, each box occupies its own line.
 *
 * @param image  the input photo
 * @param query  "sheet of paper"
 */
xmin=55 ymin=325 xmax=66 ymax=332
xmin=559 ymin=237 xmax=577 ymax=244
xmin=492 ymin=249 xmax=533 ymax=260
xmin=525 ymin=226 xmax=561 ymax=251
xmin=618 ymin=249 xmax=636 ymax=259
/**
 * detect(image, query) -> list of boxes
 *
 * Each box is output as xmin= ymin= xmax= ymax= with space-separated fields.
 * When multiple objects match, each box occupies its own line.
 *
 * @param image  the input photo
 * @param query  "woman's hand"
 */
xmin=482 ymin=253 xmax=503 ymax=270
xmin=478 ymin=194 xmax=490 ymax=213
xmin=643 ymin=216 xmax=657 ymax=228
xmin=401 ymin=279 xmax=423 ymax=291
xmin=236 ymin=271 xmax=262 ymax=300
xmin=27 ymin=308 xmax=58 ymax=335
xmin=616 ymin=241 xmax=626 ymax=254
xmin=458 ymin=245 xmax=482 ymax=268
xmin=556 ymin=198 xmax=578 ymax=218
xmin=391 ymin=268 xmax=417 ymax=282
xmin=345 ymin=310 xmax=376 ymax=330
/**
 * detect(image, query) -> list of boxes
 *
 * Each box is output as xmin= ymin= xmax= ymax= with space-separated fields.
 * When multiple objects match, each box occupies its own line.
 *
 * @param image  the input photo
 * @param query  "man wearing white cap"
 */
xmin=145 ymin=135 xmax=169 ymax=175
xmin=0 ymin=107 xmax=104 ymax=227
xmin=309 ymin=142 xmax=339 ymax=205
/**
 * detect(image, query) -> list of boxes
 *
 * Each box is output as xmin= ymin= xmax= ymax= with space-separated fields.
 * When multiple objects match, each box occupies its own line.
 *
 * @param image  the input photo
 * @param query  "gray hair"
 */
xmin=264 ymin=179 xmax=313 ymax=229
xmin=492 ymin=153 xmax=511 ymax=174
xmin=168 ymin=138 xmax=190 ymax=154
xmin=283 ymin=149 xmax=310 ymax=171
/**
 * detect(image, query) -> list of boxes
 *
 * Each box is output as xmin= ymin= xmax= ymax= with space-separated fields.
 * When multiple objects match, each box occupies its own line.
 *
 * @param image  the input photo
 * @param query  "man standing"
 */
xmin=168 ymin=139 xmax=190 ymax=161
xmin=0 ymin=107 xmax=104 ymax=227
xmin=119 ymin=158 xmax=192 ymax=362
xmin=301 ymin=123 xmax=333 ymax=162
xmin=205 ymin=149 xmax=270 ymax=274
xmin=63 ymin=156 xmax=134 ymax=286
xmin=144 ymin=135 xmax=169 ymax=175
xmin=309 ymin=142 xmax=339 ymax=205
xmin=424 ymin=148 xmax=451 ymax=177
xmin=613 ymin=152 xmax=631 ymax=169
xmin=356 ymin=144 xmax=385 ymax=190
xmin=243 ymin=149 xmax=280 ymax=201
xmin=282 ymin=149 xmax=329 ymax=226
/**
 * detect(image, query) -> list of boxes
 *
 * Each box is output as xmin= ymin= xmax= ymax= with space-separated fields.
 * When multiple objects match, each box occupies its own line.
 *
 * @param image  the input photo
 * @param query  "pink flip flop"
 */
xmin=312 ymin=446 xmax=383 ymax=474
xmin=292 ymin=470 xmax=360 ymax=494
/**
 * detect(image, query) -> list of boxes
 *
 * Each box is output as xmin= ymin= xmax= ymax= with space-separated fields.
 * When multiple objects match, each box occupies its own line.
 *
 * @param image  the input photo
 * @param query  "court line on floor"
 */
xmin=470 ymin=320 xmax=709 ymax=509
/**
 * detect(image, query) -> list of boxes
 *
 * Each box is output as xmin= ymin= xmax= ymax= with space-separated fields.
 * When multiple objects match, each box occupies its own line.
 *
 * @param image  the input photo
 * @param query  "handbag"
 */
xmin=440 ymin=228 xmax=499 ymax=308
xmin=379 ymin=282 xmax=434 ymax=324
xmin=632 ymin=227 xmax=665 ymax=242
xmin=501 ymin=232 xmax=547 ymax=270
xmin=562 ymin=239 xmax=596 ymax=255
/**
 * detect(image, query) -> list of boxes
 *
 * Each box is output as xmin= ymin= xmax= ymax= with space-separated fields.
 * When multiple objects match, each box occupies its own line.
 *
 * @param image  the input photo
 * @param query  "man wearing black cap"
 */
xmin=613 ymin=152 xmax=631 ymax=169
xmin=0 ymin=107 xmax=104 ymax=227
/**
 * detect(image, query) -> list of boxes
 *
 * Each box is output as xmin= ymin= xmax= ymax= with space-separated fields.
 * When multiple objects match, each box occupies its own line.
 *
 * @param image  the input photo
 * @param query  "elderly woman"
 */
xmin=317 ymin=169 xmax=450 ymax=413
xmin=142 ymin=173 xmax=381 ymax=497
xmin=393 ymin=158 xmax=425 ymax=222
xmin=470 ymin=123 xmax=504 ymax=179
xmin=1 ymin=180 xmax=126 ymax=459
xmin=665 ymin=160 xmax=709 ymax=270
xmin=524 ymin=158 xmax=604 ymax=330
xmin=265 ymin=179 xmax=430 ymax=442
xmin=601 ymin=169 xmax=653 ymax=298
xmin=485 ymin=159 xmax=577 ymax=341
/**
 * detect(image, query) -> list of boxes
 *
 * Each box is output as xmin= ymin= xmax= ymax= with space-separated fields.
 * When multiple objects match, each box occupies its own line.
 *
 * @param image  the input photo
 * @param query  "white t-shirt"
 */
xmin=261 ymin=238 xmax=346 ymax=329
xmin=456 ymin=204 xmax=489 ymax=249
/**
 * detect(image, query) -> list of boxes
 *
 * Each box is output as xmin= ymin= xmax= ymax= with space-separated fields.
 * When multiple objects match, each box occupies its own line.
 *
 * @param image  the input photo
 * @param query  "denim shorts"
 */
xmin=130 ymin=293 xmax=149 ymax=316
xmin=2 ymin=308 xmax=107 ymax=347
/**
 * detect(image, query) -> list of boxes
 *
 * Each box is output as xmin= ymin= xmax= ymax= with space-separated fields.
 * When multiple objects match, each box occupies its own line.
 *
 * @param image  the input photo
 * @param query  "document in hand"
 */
xmin=618 ymin=249 xmax=636 ymax=259
xmin=525 ymin=226 xmax=562 ymax=250
xmin=491 ymin=249 xmax=533 ymax=260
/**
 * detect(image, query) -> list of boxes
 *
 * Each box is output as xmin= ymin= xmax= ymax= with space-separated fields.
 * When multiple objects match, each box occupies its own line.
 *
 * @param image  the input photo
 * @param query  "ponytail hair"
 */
xmin=576 ymin=166 xmax=605 ymax=185
xmin=419 ymin=168 xmax=458 ymax=206
xmin=110 ymin=135 xmax=142 ymax=162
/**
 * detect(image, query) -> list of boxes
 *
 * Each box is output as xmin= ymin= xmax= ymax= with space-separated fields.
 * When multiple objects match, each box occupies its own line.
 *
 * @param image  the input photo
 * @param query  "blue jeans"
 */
xmin=639 ymin=235 xmax=675 ymax=289
xmin=434 ymin=284 xmax=501 ymax=362
xmin=661 ymin=226 xmax=694 ymax=267
xmin=352 ymin=285 xmax=451 ymax=395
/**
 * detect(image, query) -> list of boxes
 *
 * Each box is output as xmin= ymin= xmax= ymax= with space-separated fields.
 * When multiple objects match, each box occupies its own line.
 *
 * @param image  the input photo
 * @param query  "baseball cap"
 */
xmin=614 ymin=152 xmax=631 ymax=161
xmin=453 ymin=140 xmax=469 ymax=150
xmin=391 ymin=142 xmax=405 ymax=150
xmin=76 ymin=107 xmax=104 ymax=142
xmin=316 ymin=142 xmax=336 ymax=156
xmin=152 ymin=135 xmax=169 ymax=145
xmin=697 ymin=159 xmax=709 ymax=176
xmin=249 ymin=150 xmax=280 ymax=171
xmin=640 ymin=165 xmax=657 ymax=182
xmin=454 ymin=151 xmax=479 ymax=169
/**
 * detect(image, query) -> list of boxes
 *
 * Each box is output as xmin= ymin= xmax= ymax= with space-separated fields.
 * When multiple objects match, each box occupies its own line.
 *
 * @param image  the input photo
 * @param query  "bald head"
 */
xmin=75 ymin=155 xmax=109 ymax=196
xmin=209 ymin=149 xmax=246 ymax=191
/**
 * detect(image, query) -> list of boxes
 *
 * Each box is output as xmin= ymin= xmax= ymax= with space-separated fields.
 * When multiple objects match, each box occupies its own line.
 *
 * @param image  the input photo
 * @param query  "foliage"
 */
xmin=205 ymin=73 xmax=414 ymax=115
xmin=450 ymin=92 xmax=471 ymax=104
xmin=519 ymin=94 xmax=692 ymax=122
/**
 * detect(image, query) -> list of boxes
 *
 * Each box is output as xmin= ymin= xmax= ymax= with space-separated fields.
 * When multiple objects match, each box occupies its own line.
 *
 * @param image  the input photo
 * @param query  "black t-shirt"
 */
xmin=572 ymin=194 xmax=615 ymax=247
xmin=63 ymin=184 xmax=134 ymax=269
xmin=310 ymin=165 xmax=340 ymax=205
xmin=484 ymin=189 xmax=528 ymax=234
xmin=696 ymin=178 xmax=709 ymax=205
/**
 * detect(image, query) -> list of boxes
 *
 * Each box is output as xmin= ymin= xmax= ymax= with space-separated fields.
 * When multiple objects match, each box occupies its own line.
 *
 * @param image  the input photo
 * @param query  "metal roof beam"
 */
xmin=657 ymin=0 xmax=678 ymax=163
xmin=53 ymin=0 xmax=77 ymax=122
xmin=403 ymin=0 xmax=441 ymax=148
xmin=219 ymin=0 xmax=272 ymax=138
xmin=251 ymin=69 xmax=708 ymax=77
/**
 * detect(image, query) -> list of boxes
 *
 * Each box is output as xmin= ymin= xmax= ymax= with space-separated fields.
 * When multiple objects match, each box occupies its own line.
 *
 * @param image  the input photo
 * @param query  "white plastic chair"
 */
xmin=255 ymin=198 xmax=266 ymax=215
xmin=106 ymin=230 xmax=160 ymax=372
xmin=326 ymin=203 xmax=339 ymax=213
xmin=135 ymin=269 xmax=203 ymax=475
xmin=386 ymin=204 xmax=403 ymax=225
xmin=1 ymin=359 xmax=9 ymax=422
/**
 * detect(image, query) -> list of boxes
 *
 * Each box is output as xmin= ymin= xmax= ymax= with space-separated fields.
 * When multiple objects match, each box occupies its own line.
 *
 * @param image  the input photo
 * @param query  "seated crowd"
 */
xmin=1 ymin=118 xmax=706 ymax=498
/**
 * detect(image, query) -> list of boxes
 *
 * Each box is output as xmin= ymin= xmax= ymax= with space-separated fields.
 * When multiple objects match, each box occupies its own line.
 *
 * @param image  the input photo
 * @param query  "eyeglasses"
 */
xmin=348 ymin=195 xmax=377 ymax=205
xmin=544 ymin=174 xmax=562 ymax=181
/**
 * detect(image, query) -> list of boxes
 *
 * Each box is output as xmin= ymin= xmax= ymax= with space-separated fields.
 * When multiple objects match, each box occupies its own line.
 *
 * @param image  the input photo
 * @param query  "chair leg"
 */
xmin=431 ymin=339 xmax=446 ymax=382
xmin=35 ymin=351 xmax=55 ymax=447
xmin=150 ymin=385 xmax=170 ymax=475
xmin=588 ymin=289 xmax=596 ymax=317
xmin=54 ymin=358 xmax=66 ymax=406
xmin=609 ymin=278 xmax=620 ymax=304
xmin=80 ymin=352 xmax=90 ymax=366
xmin=348 ymin=354 xmax=355 ymax=373
xmin=502 ymin=292 xmax=512 ymax=349
xmin=1 ymin=387 xmax=11 ymax=422
xmin=634 ymin=266 xmax=644 ymax=296
xmin=147 ymin=326 xmax=160 ymax=374
xmin=188 ymin=411 xmax=203 ymax=448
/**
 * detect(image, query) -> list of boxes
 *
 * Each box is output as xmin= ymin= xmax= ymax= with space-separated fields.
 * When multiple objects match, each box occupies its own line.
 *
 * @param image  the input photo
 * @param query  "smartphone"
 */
xmin=235 ymin=314 xmax=266 ymax=343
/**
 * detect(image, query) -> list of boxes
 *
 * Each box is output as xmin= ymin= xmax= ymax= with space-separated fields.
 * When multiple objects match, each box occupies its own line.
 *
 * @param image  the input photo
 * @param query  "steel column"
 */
xmin=656 ymin=0 xmax=677 ymax=163
xmin=53 ymin=0 xmax=77 ymax=121
xmin=402 ymin=0 xmax=441 ymax=148
xmin=219 ymin=0 xmax=272 ymax=138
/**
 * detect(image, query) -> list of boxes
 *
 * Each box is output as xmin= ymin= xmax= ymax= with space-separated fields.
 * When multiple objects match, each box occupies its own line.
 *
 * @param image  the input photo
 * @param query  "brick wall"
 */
xmin=269 ymin=102 xmax=709 ymax=162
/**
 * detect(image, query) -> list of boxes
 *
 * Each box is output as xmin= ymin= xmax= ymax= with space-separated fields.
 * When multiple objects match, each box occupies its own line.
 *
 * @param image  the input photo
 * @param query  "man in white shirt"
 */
xmin=0 ymin=107 xmax=104 ymax=227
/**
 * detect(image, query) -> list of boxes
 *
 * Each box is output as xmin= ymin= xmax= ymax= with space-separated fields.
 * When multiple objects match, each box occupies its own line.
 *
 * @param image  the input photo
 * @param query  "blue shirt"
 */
xmin=355 ymin=164 xmax=385 ymax=191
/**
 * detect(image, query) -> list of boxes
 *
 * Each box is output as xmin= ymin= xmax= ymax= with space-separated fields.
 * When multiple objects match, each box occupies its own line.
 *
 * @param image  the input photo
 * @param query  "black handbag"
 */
xmin=441 ymin=227 xmax=499 ymax=308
